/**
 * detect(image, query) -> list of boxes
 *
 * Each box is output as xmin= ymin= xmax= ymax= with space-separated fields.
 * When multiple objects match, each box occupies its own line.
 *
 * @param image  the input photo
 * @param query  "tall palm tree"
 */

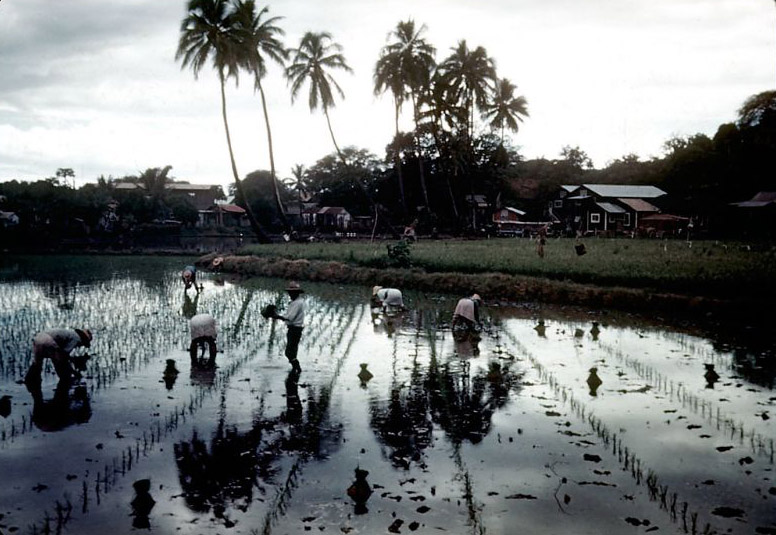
xmin=482 ymin=78 xmax=529 ymax=144
xmin=139 ymin=165 xmax=173 ymax=220
xmin=374 ymin=48 xmax=408 ymax=213
xmin=286 ymin=31 xmax=353 ymax=165
xmin=375 ymin=19 xmax=436 ymax=214
xmin=439 ymin=40 xmax=497 ymax=142
xmin=175 ymin=0 xmax=270 ymax=243
xmin=232 ymin=0 xmax=289 ymax=229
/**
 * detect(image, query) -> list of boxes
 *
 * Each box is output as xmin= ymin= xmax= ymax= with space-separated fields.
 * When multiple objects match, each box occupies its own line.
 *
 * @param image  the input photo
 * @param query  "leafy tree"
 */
xmin=286 ymin=31 xmax=353 ymax=165
xmin=559 ymin=145 xmax=593 ymax=171
xmin=232 ymin=0 xmax=289 ymax=229
xmin=175 ymin=0 xmax=270 ymax=242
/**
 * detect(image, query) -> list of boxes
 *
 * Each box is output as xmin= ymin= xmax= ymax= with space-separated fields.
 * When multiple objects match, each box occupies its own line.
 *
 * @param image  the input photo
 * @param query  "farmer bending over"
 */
xmin=25 ymin=328 xmax=92 ymax=384
xmin=189 ymin=313 xmax=217 ymax=367
xmin=452 ymin=294 xmax=482 ymax=339
xmin=371 ymin=286 xmax=405 ymax=316
xmin=182 ymin=265 xmax=199 ymax=292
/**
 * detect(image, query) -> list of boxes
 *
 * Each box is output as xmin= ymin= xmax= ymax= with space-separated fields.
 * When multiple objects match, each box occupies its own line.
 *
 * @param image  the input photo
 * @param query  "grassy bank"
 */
xmin=237 ymin=238 xmax=776 ymax=300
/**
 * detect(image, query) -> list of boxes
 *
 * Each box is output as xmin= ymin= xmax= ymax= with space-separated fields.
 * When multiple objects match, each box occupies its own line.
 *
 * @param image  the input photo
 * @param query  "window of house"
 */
xmin=624 ymin=213 xmax=631 ymax=226
xmin=590 ymin=213 xmax=600 ymax=224
xmin=554 ymin=200 xmax=563 ymax=208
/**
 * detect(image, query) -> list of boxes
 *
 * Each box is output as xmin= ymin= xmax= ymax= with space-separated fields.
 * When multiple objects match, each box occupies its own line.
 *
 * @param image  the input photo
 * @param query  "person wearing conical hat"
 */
xmin=371 ymin=286 xmax=404 ymax=316
xmin=25 ymin=327 xmax=92 ymax=384
xmin=271 ymin=281 xmax=305 ymax=373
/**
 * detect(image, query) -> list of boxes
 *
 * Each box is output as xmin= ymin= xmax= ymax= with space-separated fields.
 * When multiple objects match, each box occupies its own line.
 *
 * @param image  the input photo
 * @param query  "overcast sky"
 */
xmin=1 ymin=0 xmax=773 ymax=191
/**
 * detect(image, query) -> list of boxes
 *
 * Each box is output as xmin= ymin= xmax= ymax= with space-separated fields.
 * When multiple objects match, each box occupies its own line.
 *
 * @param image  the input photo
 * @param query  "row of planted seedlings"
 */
xmin=595 ymin=338 xmax=775 ymax=464
xmin=497 ymin=326 xmax=720 ymax=535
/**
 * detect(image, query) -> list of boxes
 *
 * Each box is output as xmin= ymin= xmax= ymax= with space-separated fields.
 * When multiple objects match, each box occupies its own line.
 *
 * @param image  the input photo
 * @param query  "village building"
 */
xmin=197 ymin=203 xmax=248 ymax=228
xmin=549 ymin=184 xmax=667 ymax=236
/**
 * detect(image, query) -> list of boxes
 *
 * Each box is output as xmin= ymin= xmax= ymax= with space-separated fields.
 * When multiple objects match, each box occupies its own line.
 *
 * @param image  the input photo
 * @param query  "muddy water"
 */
xmin=0 ymin=255 xmax=773 ymax=535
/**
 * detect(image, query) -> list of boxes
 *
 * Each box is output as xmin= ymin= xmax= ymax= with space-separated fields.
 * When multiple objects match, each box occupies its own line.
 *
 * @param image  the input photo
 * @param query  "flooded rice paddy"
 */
xmin=0 ymin=255 xmax=774 ymax=535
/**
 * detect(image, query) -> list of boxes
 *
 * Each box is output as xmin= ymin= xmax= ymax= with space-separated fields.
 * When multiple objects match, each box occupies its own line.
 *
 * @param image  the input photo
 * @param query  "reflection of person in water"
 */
xmin=586 ymin=367 xmax=602 ymax=396
xmin=131 ymin=479 xmax=155 ymax=529
xmin=189 ymin=313 xmax=218 ymax=367
xmin=703 ymin=363 xmax=720 ymax=388
xmin=28 ymin=380 xmax=91 ymax=432
xmin=182 ymin=290 xmax=200 ymax=319
xmin=25 ymin=328 xmax=92 ymax=384
xmin=283 ymin=369 xmax=303 ymax=424
xmin=347 ymin=467 xmax=372 ymax=515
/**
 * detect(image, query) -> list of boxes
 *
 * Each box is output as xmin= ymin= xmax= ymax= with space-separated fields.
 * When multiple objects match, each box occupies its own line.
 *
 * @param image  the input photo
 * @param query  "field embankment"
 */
xmin=197 ymin=238 xmax=775 ymax=323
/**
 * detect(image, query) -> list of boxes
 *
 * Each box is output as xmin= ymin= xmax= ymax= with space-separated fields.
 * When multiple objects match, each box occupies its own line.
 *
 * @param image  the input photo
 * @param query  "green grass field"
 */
xmin=239 ymin=238 xmax=776 ymax=299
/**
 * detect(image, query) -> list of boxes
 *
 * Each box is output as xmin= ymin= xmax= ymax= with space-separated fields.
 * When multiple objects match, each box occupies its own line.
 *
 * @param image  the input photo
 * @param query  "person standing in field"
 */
xmin=25 ymin=328 xmax=92 ymax=384
xmin=272 ymin=281 xmax=305 ymax=374
xmin=536 ymin=226 xmax=548 ymax=258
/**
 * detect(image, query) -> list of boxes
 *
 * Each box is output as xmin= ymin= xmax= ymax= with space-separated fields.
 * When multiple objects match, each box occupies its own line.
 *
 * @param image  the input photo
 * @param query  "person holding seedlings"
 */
xmin=189 ymin=313 xmax=217 ymax=367
xmin=271 ymin=281 xmax=305 ymax=374
xmin=25 ymin=327 xmax=92 ymax=384
xmin=452 ymin=294 xmax=482 ymax=340
xmin=371 ymin=286 xmax=404 ymax=315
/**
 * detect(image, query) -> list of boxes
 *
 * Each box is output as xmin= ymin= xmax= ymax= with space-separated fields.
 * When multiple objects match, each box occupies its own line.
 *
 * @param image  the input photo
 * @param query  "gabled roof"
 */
xmin=595 ymin=202 xmax=626 ymax=214
xmin=166 ymin=183 xmax=220 ymax=191
xmin=560 ymin=185 xmax=580 ymax=193
xmin=583 ymin=184 xmax=666 ymax=198
xmin=215 ymin=204 xmax=245 ymax=214
xmin=641 ymin=214 xmax=689 ymax=222
xmin=501 ymin=206 xmax=527 ymax=216
xmin=731 ymin=191 xmax=776 ymax=208
xmin=317 ymin=206 xmax=350 ymax=215
xmin=618 ymin=198 xmax=660 ymax=212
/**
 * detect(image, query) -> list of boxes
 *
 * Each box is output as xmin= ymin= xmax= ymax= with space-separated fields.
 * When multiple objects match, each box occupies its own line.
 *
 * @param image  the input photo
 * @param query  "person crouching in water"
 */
xmin=371 ymin=286 xmax=405 ymax=316
xmin=271 ymin=281 xmax=305 ymax=374
xmin=25 ymin=328 xmax=92 ymax=385
xmin=452 ymin=294 xmax=482 ymax=342
xmin=182 ymin=265 xmax=199 ymax=292
xmin=189 ymin=313 xmax=217 ymax=367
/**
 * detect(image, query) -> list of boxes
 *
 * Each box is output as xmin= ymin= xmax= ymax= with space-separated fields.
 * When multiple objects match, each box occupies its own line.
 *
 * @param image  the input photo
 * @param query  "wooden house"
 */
xmin=197 ymin=203 xmax=248 ymax=228
xmin=550 ymin=184 xmax=666 ymax=235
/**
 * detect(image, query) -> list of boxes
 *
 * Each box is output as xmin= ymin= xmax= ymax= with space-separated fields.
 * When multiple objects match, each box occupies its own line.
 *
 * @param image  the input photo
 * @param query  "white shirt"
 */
xmin=377 ymin=288 xmax=404 ymax=307
xmin=284 ymin=297 xmax=305 ymax=327
xmin=190 ymin=313 xmax=217 ymax=339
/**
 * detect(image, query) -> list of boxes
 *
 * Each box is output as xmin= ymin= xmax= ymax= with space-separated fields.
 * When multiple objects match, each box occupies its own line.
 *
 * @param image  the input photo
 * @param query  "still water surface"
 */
xmin=0 ymin=255 xmax=773 ymax=535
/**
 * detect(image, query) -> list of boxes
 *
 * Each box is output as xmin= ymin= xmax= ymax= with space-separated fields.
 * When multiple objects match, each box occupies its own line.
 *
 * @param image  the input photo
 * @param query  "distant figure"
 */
xmin=452 ymin=294 xmax=482 ymax=340
xmin=182 ymin=265 xmax=199 ymax=292
xmin=536 ymin=226 xmax=548 ymax=258
xmin=703 ymin=363 xmax=720 ymax=389
xmin=403 ymin=219 xmax=418 ymax=242
xmin=347 ymin=467 xmax=373 ymax=515
xmin=372 ymin=286 xmax=404 ymax=316
xmin=25 ymin=328 xmax=92 ymax=384
xmin=271 ymin=281 xmax=305 ymax=373
xmin=534 ymin=319 xmax=547 ymax=338
xmin=189 ymin=313 xmax=217 ymax=367
xmin=590 ymin=321 xmax=600 ymax=341
xmin=587 ymin=367 xmax=602 ymax=396
xmin=210 ymin=257 xmax=224 ymax=272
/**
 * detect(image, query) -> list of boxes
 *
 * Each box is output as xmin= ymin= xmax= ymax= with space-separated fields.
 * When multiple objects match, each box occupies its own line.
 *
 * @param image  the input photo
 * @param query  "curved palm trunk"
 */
xmin=220 ymin=74 xmax=271 ymax=244
xmin=323 ymin=106 xmax=347 ymax=166
xmin=256 ymin=75 xmax=289 ymax=231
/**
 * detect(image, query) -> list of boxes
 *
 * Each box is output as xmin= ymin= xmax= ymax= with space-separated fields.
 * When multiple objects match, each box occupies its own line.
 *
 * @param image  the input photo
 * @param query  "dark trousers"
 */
xmin=285 ymin=326 xmax=303 ymax=361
